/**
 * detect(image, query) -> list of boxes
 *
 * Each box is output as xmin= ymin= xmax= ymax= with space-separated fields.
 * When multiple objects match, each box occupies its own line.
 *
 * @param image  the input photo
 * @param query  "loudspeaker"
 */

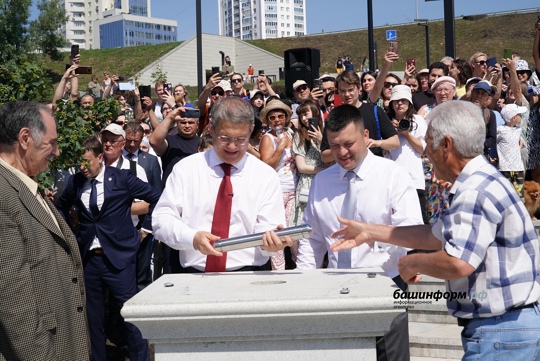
xmin=284 ymin=48 xmax=320 ymax=98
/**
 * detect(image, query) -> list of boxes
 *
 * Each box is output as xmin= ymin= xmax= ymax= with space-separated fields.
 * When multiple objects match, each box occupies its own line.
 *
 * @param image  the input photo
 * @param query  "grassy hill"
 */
xmin=39 ymin=11 xmax=538 ymax=91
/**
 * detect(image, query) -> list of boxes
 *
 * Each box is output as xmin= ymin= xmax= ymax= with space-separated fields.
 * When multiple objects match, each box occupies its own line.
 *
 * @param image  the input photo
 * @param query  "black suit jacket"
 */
xmin=135 ymin=151 xmax=163 ymax=192
xmin=55 ymin=166 xmax=161 ymax=270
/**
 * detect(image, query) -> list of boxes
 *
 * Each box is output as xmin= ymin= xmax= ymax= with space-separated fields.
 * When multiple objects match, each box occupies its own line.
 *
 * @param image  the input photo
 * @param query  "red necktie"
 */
xmin=205 ymin=163 xmax=233 ymax=272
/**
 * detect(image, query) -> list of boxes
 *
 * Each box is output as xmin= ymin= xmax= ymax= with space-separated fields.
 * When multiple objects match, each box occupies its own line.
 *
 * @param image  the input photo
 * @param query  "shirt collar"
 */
xmin=449 ymin=155 xmax=488 ymax=196
xmin=206 ymin=147 xmax=247 ymax=175
xmin=122 ymin=149 xmax=139 ymax=158
xmin=338 ymin=150 xmax=374 ymax=182
xmin=90 ymin=164 xmax=106 ymax=183
xmin=0 ymin=157 xmax=38 ymax=195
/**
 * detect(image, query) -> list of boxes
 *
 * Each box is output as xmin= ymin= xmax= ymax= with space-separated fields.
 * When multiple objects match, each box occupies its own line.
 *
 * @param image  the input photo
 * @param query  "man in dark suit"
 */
xmin=0 ymin=101 xmax=91 ymax=360
xmin=56 ymin=135 xmax=161 ymax=361
xmin=123 ymin=121 xmax=163 ymax=287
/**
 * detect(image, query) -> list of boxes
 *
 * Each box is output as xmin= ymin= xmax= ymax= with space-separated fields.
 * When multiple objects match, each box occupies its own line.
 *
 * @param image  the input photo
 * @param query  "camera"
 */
xmin=398 ymin=119 xmax=412 ymax=131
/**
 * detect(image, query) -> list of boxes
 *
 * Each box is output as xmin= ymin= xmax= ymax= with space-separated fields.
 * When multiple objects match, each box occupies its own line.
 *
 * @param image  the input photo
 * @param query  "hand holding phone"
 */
xmin=308 ymin=118 xmax=318 ymax=131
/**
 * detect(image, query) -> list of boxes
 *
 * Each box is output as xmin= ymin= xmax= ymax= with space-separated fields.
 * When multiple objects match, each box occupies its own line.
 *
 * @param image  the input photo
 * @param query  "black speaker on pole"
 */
xmin=284 ymin=48 xmax=320 ymax=99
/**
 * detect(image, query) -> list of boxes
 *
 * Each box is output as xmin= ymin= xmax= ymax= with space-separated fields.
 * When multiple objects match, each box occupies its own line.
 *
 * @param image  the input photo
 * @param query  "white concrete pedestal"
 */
xmin=122 ymin=269 xmax=404 ymax=361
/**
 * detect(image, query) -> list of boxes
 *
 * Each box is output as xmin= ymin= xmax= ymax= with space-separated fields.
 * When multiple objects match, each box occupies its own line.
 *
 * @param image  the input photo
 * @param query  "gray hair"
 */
xmin=210 ymin=96 xmax=254 ymax=128
xmin=0 ymin=101 xmax=49 ymax=147
xmin=426 ymin=100 xmax=485 ymax=158
xmin=440 ymin=56 xmax=454 ymax=64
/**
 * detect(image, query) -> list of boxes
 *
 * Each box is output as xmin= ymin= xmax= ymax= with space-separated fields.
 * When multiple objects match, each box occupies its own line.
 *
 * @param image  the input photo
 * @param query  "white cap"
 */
xmin=390 ymin=85 xmax=412 ymax=104
xmin=214 ymin=80 xmax=232 ymax=92
xmin=293 ymin=80 xmax=308 ymax=90
xmin=101 ymin=123 xmax=125 ymax=138
xmin=501 ymin=104 xmax=527 ymax=122
xmin=430 ymin=76 xmax=456 ymax=91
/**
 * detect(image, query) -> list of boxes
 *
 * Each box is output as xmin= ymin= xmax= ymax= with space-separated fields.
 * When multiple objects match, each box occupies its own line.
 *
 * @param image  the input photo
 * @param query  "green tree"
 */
xmin=0 ymin=0 xmax=32 ymax=63
xmin=0 ymin=61 xmax=52 ymax=105
xmin=28 ymin=0 xmax=69 ymax=61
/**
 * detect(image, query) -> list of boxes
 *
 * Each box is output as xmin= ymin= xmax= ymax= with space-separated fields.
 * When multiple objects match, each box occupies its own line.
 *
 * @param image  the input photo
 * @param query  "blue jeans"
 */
xmin=461 ymin=303 xmax=540 ymax=360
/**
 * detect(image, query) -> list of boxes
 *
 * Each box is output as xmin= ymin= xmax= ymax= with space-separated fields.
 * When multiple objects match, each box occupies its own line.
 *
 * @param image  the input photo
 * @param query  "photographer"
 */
xmin=386 ymin=85 xmax=428 ymax=224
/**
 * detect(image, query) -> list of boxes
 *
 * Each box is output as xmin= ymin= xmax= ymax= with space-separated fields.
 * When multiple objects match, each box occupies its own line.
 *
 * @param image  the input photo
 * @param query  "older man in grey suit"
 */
xmin=0 ymin=101 xmax=91 ymax=360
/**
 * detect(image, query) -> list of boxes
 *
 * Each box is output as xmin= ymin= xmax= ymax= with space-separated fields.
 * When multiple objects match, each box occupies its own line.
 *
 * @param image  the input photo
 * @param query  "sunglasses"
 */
xmin=211 ymin=90 xmax=224 ymax=96
xmin=143 ymin=129 xmax=151 ymax=134
xmin=295 ymin=85 xmax=308 ymax=92
xmin=475 ymin=60 xmax=487 ymax=66
xmin=384 ymin=82 xmax=399 ymax=89
xmin=268 ymin=114 xmax=286 ymax=122
xmin=231 ymin=78 xmax=243 ymax=83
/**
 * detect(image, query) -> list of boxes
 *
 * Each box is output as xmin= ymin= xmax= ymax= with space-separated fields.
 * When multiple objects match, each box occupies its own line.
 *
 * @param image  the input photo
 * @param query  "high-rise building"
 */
xmin=60 ymin=0 xmax=178 ymax=50
xmin=218 ymin=0 xmax=306 ymax=40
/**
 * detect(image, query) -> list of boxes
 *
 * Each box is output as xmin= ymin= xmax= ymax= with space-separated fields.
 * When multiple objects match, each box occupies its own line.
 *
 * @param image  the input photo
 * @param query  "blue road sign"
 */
xmin=386 ymin=30 xmax=397 ymax=41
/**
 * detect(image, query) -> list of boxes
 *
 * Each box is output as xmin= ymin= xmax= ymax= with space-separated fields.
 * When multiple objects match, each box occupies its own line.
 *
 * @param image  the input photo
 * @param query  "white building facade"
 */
xmin=218 ymin=0 xmax=306 ymax=40
xmin=60 ymin=0 xmax=177 ymax=50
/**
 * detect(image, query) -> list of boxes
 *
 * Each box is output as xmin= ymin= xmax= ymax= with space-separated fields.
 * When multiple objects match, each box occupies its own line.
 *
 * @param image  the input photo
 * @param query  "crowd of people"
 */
xmin=1 ymin=17 xmax=540 ymax=361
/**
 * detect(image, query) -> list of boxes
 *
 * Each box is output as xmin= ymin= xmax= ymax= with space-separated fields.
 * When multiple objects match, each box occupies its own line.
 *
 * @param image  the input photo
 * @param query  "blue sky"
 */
xmin=150 ymin=0 xmax=537 ymax=41
xmin=29 ymin=0 xmax=537 ymax=41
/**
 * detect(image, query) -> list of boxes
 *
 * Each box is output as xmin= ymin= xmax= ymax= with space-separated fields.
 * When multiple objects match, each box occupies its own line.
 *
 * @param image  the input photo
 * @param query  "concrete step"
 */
xmin=409 ymin=310 xmax=456 ymax=324
xmin=411 ymin=357 xmax=461 ymax=361
xmin=409 ymin=321 xmax=463 ymax=360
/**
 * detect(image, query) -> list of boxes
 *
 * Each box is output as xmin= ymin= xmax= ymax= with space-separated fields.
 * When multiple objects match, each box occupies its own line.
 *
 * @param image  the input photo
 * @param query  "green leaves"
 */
xmin=37 ymin=98 xmax=121 ymax=189
xmin=0 ymin=61 xmax=52 ymax=105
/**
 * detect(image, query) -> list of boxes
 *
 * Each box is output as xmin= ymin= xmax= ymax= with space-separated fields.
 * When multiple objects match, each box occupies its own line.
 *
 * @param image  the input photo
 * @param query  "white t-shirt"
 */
xmin=497 ymin=125 xmax=524 ymax=171
xmin=386 ymin=114 xmax=427 ymax=189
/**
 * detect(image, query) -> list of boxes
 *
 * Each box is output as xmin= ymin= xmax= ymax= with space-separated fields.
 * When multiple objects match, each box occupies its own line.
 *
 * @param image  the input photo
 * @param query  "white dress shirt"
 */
xmin=153 ymin=148 xmax=286 ymax=271
xmin=81 ymin=165 xmax=105 ymax=249
xmin=110 ymin=155 xmax=148 ymax=226
xmin=296 ymin=151 xmax=424 ymax=277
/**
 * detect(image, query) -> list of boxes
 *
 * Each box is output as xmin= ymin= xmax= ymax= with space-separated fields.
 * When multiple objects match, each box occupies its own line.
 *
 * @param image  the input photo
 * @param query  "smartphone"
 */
xmin=138 ymin=85 xmax=151 ymax=99
xmin=334 ymin=93 xmax=343 ymax=107
xmin=212 ymin=66 xmax=220 ymax=75
xmin=503 ymin=48 xmax=512 ymax=59
xmin=118 ymin=81 xmax=135 ymax=91
xmin=308 ymin=118 xmax=318 ymax=130
xmin=163 ymin=83 xmax=172 ymax=92
xmin=258 ymin=70 xmax=264 ymax=75
xmin=183 ymin=109 xmax=200 ymax=119
xmin=313 ymin=79 xmax=322 ymax=90
xmin=389 ymin=41 xmax=398 ymax=55
xmin=70 ymin=44 xmax=79 ymax=58
xmin=65 ymin=63 xmax=90 ymax=73
xmin=486 ymin=57 xmax=497 ymax=68
xmin=406 ymin=58 xmax=415 ymax=69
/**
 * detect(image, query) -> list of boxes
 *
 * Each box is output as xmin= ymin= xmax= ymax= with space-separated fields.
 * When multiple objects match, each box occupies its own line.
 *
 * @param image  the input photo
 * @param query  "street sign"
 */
xmin=386 ymin=30 xmax=397 ymax=41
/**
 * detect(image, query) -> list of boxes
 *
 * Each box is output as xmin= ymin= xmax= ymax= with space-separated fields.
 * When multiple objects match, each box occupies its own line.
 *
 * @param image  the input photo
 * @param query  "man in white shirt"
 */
xmin=296 ymin=104 xmax=424 ymax=287
xmin=153 ymin=96 xmax=292 ymax=272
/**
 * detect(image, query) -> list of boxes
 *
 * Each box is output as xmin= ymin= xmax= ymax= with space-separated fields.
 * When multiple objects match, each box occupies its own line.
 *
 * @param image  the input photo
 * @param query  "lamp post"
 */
xmin=415 ymin=18 xmax=430 ymax=68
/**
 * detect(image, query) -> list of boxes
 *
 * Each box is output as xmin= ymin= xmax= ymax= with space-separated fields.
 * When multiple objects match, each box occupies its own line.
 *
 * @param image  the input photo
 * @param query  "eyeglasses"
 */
xmin=211 ymin=90 xmax=224 ymax=96
xmin=231 ymin=78 xmax=243 ymax=83
xmin=295 ymin=85 xmax=308 ymax=92
xmin=102 ymin=138 xmax=122 ymax=145
xmin=475 ymin=60 xmax=487 ymax=66
xmin=268 ymin=114 xmax=286 ymax=122
xmin=435 ymin=87 xmax=454 ymax=94
xmin=517 ymin=70 xmax=529 ymax=75
xmin=143 ymin=129 xmax=151 ymax=134
xmin=217 ymin=135 xmax=249 ymax=145
xmin=384 ymin=82 xmax=399 ymax=89
xmin=337 ymin=87 xmax=356 ymax=95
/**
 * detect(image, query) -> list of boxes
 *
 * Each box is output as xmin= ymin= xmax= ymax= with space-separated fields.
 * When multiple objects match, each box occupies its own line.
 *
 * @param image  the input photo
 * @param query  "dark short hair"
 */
xmin=325 ymin=104 xmax=364 ymax=133
xmin=429 ymin=61 xmax=449 ymax=76
xmin=198 ymin=133 xmax=213 ymax=150
xmin=0 ymin=101 xmax=49 ymax=147
xmin=124 ymin=121 xmax=144 ymax=135
xmin=82 ymin=135 xmax=103 ymax=157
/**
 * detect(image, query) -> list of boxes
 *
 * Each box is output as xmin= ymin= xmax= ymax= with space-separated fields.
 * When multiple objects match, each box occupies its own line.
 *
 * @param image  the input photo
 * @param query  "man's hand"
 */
xmin=384 ymin=51 xmax=399 ymax=65
xmin=142 ymin=96 xmax=153 ymax=109
xmin=193 ymin=231 xmax=223 ymax=256
xmin=261 ymin=224 xmax=293 ymax=252
xmin=206 ymin=72 xmax=222 ymax=90
xmin=69 ymin=53 xmax=80 ymax=65
xmin=330 ymin=216 xmax=374 ymax=251
xmin=397 ymin=255 xmax=423 ymax=284
xmin=311 ymin=88 xmax=324 ymax=100
xmin=63 ymin=64 xmax=79 ymax=80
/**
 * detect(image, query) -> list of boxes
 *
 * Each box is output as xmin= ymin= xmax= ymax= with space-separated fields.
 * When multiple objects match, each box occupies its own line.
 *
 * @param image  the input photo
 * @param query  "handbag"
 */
xmin=298 ymin=188 xmax=310 ymax=204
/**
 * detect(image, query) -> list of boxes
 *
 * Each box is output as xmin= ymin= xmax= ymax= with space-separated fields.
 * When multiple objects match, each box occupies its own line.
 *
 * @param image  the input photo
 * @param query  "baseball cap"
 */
xmin=473 ymin=80 xmax=494 ymax=95
xmin=501 ymin=104 xmax=527 ymax=122
xmin=213 ymin=80 xmax=232 ymax=92
xmin=101 ymin=123 xmax=125 ymax=138
xmin=418 ymin=68 xmax=429 ymax=75
xmin=293 ymin=80 xmax=308 ymax=90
